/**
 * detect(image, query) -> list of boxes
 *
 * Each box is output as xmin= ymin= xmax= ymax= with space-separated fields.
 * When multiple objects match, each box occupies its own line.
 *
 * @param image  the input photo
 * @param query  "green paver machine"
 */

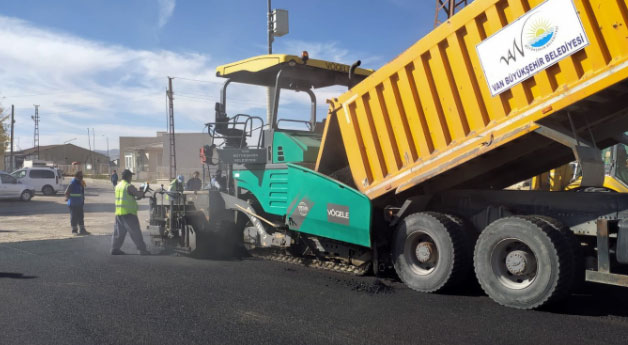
xmin=148 ymin=53 xmax=377 ymax=270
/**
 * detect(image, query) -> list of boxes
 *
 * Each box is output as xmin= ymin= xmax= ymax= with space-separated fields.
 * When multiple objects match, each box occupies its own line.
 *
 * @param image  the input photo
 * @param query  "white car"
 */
xmin=0 ymin=172 xmax=34 ymax=201
xmin=11 ymin=167 xmax=64 ymax=195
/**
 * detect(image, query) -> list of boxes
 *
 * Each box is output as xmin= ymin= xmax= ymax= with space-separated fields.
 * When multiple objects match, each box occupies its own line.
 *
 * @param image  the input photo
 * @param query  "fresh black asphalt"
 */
xmin=1 ymin=235 xmax=628 ymax=345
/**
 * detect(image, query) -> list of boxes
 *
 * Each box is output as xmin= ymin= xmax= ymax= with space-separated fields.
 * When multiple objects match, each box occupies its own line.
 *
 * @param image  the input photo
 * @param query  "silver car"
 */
xmin=0 ymin=172 xmax=34 ymax=201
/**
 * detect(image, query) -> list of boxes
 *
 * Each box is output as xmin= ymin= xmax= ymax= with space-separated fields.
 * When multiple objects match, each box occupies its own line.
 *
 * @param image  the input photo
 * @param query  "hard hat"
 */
xmin=121 ymin=169 xmax=134 ymax=180
xmin=177 ymin=175 xmax=184 ymax=183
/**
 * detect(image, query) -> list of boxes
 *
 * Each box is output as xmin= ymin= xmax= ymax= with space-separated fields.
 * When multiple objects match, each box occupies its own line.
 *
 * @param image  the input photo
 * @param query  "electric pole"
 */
xmin=32 ymin=105 xmax=40 ymax=159
xmin=92 ymin=128 xmax=96 ymax=173
xmin=167 ymin=77 xmax=176 ymax=180
xmin=434 ymin=0 xmax=470 ymax=27
xmin=10 ymin=105 xmax=14 ymax=171
xmin=267 ymin=0 xmax=274 ymax=127
xmin=87 ymin=128 xmax=92 ymax=171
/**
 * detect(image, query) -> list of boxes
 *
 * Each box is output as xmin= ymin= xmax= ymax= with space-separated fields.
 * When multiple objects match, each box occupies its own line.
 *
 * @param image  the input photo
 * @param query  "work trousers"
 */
xmin=69 ymin=205 xmax=85 ymax=231
xmin=112 ymin=214 xmax=147 ymax=251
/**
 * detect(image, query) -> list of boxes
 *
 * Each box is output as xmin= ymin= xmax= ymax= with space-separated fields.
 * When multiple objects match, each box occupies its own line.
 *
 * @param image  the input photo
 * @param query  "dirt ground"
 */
xmin=0 ymin=178 xmax=150 ymax=243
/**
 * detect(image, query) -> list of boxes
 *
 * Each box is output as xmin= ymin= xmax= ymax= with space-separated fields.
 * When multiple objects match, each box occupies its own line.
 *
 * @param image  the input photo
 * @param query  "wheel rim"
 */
xmin=490 ymin=238 xmax=538 ymax=289
xmin=22 ymin=192 xmax=30 ymax=201
xmin=404 ymin=231 xmax=438 ymax=275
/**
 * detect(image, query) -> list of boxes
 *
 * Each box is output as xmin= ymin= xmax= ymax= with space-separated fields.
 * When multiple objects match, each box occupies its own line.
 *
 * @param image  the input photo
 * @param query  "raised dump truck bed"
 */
xmin=164 ymin=0 xmax=628 ymax=310
xmin=316 ymin=0 xmax=628 ymax=201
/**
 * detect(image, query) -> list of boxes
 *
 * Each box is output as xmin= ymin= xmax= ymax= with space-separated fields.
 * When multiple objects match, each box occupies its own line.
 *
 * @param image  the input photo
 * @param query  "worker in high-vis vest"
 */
xmin=111 ymin=169 xmax=150 ymax=255
xmin=166 ymin=175 xmax=185 ymax=202
xmin=64 ymin=170 xmax=89 ymax=235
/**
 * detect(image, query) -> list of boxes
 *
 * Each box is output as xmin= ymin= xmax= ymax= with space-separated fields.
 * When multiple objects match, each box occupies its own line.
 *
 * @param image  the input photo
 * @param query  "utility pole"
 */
xmin=87 ymin=128 xmax=92 ymax=171
xmin=266 ymin=0 xmax=274 ymax=127
xmin=434 ymin=0 xmax=470 ymax=27
xmin=10 ymin=105 xmax=14 ymax=171
xmin=92 ymin=128 xmax=96 ymax=173
xmin=32 ymin=105 xmax=40 ymax=159
xmin=265 ymin=3 xmax=289 ymax=127
xmin=167 ymin=77 xmax=176 ymax=180
xmin=106 ymin=136 xmax=110 ymax=174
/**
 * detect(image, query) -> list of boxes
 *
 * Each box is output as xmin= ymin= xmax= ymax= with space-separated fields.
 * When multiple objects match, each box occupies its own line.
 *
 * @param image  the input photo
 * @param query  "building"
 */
xmin=119 ymin=132 xmax=211 ymax=181
xmin=6 ymin=144 xmax=111 ymax=174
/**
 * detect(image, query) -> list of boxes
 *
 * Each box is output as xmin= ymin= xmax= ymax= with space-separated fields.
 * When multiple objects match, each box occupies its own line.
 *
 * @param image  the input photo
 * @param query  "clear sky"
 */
xmin=0 ymin=0 xmax=437 ymax=152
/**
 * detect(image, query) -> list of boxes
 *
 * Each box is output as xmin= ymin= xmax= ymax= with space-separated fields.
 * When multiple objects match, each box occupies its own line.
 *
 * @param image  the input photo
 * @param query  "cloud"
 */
xmin=0 ymin=14 xmax=222 ymax=150
xmin=157 ymin=0 xmax=176 ymax=28
xmin=0 ymin=15 xmax=377 ymax=151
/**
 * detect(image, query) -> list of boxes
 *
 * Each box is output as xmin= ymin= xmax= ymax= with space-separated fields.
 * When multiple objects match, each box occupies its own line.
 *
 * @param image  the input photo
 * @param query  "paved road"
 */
xmin=1 ymin=236 xmax=628 ymax=345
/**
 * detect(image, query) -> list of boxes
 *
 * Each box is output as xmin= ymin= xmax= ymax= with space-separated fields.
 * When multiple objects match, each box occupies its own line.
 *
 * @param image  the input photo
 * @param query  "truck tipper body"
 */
xmin=317 ymin=0 xmax=628 ymax=200
xmin=149 ymin=0 xmax=628 ymax=310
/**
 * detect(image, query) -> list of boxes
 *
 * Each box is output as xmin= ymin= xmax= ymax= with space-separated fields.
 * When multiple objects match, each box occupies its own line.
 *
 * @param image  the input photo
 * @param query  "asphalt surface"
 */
xmin=2 ymin=235 xmax=628 ymax=345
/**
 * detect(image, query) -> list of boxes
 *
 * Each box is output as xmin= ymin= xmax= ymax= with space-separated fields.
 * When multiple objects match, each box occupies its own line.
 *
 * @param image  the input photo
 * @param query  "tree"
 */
xmin=0 ymin=104 xmax=7 ymax=170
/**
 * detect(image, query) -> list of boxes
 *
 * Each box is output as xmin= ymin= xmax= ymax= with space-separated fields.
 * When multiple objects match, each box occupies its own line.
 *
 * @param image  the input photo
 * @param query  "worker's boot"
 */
xmin=72 ymin=226 xmax=78 ymax=235
xmin=78 ymin=227 xmax=90 ymax=236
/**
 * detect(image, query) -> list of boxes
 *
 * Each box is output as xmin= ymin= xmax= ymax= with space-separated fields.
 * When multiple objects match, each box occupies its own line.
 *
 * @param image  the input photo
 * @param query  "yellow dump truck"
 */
xmin=163 ymin=0 xmax=628 ymax=310
xmin=312 ymin=0 xmax=628 ymax=308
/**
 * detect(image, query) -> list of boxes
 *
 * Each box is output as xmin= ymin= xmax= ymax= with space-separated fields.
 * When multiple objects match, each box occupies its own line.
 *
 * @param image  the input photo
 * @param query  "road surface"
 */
xmin=1 ymin=234 xmax=628 ymax=345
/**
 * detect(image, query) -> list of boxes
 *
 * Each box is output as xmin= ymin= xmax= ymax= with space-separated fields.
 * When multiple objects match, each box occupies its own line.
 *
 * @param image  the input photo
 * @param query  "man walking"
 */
xmin=111 ymin=170 xmax=118 ymax=188
xmin=64 ymin=171 xmax=89 ymax=235
xmin=111 ymin=169 xmax=150 ymax=255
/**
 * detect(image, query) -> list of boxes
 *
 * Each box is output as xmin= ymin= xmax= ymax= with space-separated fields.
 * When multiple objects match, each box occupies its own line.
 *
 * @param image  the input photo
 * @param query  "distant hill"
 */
xmin=96 ymin=149 xmax=119 ymax=160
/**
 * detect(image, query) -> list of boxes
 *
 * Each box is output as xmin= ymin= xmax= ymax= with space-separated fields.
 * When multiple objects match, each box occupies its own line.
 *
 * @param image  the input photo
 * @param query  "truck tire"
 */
xmin=393 ymin=212 xmax=473 ymax=293
xmin=474 ymin=216 xmax=576 ymax=309
xmin=533 ymin=216 xmax=584 ymax=290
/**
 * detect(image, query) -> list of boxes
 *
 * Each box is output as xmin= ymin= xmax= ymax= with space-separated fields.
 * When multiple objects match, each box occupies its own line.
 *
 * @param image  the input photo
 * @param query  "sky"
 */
xmin=0 ymin=0 xmax=438 ymax=152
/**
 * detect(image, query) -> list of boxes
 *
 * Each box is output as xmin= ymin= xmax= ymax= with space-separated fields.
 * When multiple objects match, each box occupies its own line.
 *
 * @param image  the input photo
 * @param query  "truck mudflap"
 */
xmin=586 ymin=219 xmax=628 ymax=287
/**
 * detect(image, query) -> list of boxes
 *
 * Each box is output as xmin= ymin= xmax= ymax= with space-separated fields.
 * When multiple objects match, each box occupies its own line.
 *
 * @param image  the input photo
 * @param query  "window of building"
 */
xmin=125 ymin=154 xmax=134 ymax=172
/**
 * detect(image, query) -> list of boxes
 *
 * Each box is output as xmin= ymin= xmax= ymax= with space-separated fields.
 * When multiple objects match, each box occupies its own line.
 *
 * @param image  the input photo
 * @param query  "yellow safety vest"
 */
xmin=115 ymin=180 xmax=138 ymax=216
xmin=166 ymin=179 xmax=182 ymax=202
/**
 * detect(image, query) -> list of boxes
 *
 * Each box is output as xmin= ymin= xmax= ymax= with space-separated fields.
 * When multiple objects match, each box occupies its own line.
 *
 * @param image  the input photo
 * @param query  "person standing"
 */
xmin=111 ymin=169 xmax=150 ymax=255
xmin=167 ymin=175 xmax=185 ymax=202
xmin=64 ymin=171 xmax=89 ymax=235
xmin=211 ymin=169 xmax=227 ymax=191
xmin=186 ymin=171 xmax=202 ymax=191
xmin=111 ymin=170 xmax=118 ymax=188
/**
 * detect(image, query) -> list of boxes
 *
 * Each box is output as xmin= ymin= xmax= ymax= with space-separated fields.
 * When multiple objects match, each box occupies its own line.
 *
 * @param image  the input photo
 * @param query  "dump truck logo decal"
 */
xmin=477 ymin=0 xmax=589 ymax=96
xmin=327 ymin=203 xmax=350 ymax=226
xmin=524 ymin=16 xmax=557 ymax=50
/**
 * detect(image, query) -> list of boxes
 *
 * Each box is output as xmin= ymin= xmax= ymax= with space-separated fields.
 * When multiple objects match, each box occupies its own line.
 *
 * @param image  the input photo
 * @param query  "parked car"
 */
xmin=0 ymin=172 xmax=34 ymax=201
xmin=11 ymin=167 xmax=64 ymax=195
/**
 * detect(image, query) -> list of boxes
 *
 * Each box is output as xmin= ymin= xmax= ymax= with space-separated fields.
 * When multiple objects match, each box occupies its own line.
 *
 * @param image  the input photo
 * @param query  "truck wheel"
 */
xmin=20 ymin=191 xmax=33 ymax=201
xmin=393 ymin=212 xmax=473 ymax=292
xmin=474 ymin=216 xmax=575 ymax=309
xmin=42 ymin=185 xmax=54 ymax=196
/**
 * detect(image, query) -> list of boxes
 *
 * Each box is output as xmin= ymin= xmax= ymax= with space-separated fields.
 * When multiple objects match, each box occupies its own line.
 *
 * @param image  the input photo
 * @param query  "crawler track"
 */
xmin=250 ymin=249 xmax=371 ymax=276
